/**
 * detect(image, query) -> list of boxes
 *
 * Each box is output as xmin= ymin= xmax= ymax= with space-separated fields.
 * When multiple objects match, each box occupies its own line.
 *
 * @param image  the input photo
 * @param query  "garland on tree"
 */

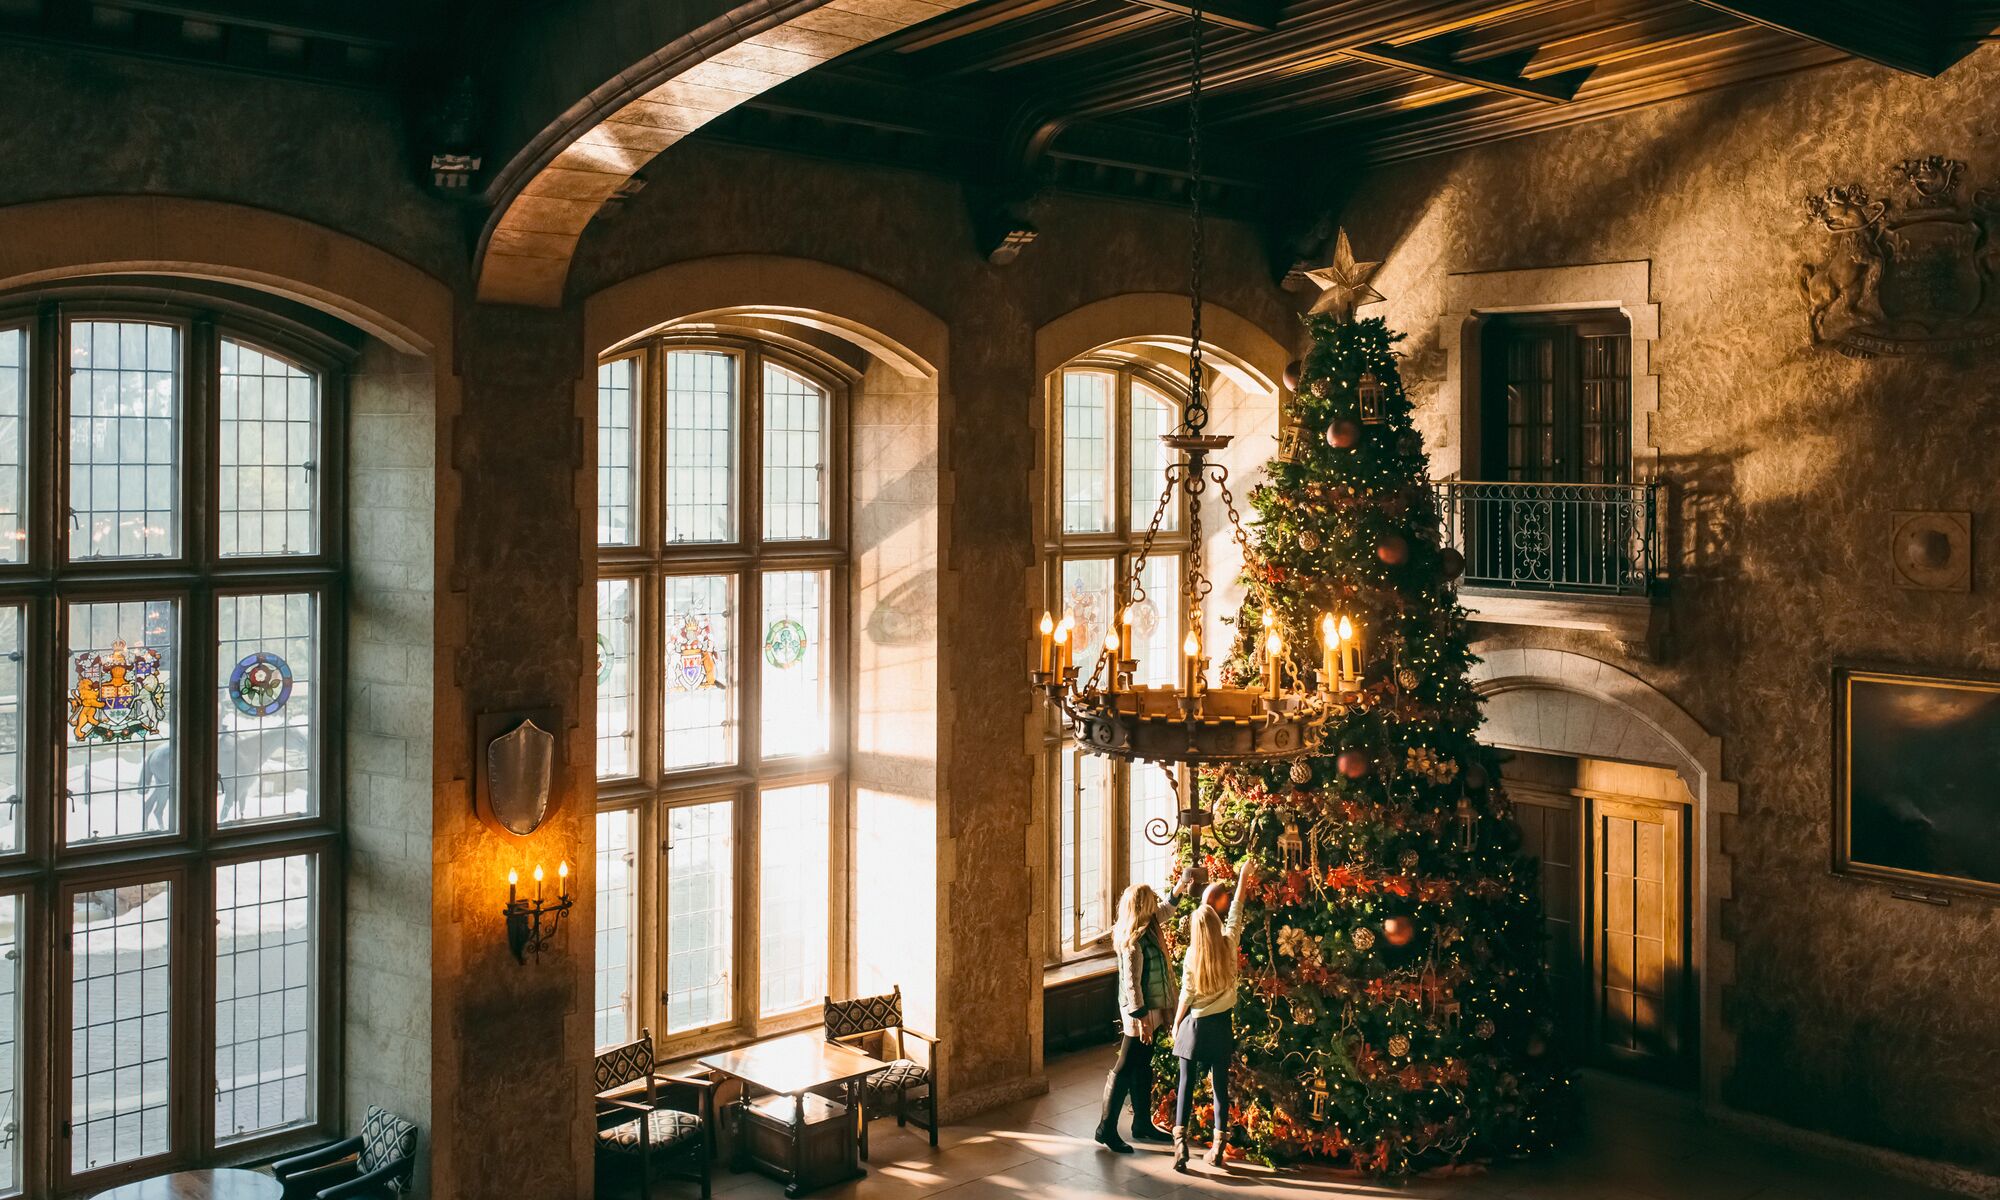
xmin=1151 ymin=314 xmax=1570 ymax=1175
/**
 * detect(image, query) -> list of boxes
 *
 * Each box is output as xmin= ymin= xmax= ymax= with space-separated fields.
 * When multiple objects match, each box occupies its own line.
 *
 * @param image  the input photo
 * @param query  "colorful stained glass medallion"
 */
xmin=763 ymin=618 xmax=808 ymax=669
xmin=1064 ymin=578 xmax=1105 ymax=651
xmin=668 ymin=614 xmax=721 ymax=692
xmin=69 ymin=639 xmax=168 ymax=741
xmin=229 ymin=651 xmax=294 ymax=717
xmin=596 ymin=633 xmax=613 ymax=684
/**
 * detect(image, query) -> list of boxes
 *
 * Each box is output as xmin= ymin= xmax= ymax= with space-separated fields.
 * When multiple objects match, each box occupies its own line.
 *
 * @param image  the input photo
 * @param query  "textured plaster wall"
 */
xmin=572 ymin=144 xmax=1295 ymax=1112
xmin=1342 ymin=44 xmax=2000 ymax=1171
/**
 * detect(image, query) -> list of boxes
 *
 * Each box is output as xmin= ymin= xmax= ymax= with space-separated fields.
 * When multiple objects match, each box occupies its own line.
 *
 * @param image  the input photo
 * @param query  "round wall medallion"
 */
xmin=1891 ymin=511 xmax=1971 ymax=591
xmin=229 ymin=651 xmax=294 ymax=717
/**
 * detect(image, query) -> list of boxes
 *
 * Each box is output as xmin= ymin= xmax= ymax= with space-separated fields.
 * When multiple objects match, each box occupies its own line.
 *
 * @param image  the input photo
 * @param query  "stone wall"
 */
xmin=1342 ymin=43 xmax=2000 ymax=1171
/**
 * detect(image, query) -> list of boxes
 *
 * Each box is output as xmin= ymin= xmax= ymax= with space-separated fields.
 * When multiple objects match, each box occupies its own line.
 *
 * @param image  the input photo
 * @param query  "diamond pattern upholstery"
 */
xmin=864 ymin=1059 xmax=931 ymax=1096
xmin=358 ymin=1105 xmax=418 ymax=1182
xmin=825 ymin=989 xmax=903 ymax=1041
xmin=600 ymin=1107 xmax=705 ymax=1155
xmin=594 ymin=1036 xmax=655 ymax=1093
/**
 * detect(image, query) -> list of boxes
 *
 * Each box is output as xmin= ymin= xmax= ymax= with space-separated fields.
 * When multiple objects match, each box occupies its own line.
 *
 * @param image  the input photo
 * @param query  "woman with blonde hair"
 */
xmin=1170 ymin=858 xmax=1256 ymax=1171
xmin=1093 ymin=882 xmax=1176 ymax=1153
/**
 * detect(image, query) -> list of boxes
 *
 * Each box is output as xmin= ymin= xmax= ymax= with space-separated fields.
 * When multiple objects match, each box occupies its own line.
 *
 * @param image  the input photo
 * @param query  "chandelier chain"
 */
xmin=1185 ymin=0 xmax=1207 ymax=436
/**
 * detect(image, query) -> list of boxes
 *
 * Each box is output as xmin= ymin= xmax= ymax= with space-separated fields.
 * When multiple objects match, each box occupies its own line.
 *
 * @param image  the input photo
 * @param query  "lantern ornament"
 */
xmin=1356 ymin=370 xmax=1387 ymax=424
xmin=1306 ymin=1072 xmax=1331 ymax=1121
xmin=1277 ymin=392 xmax=1312 ymax=464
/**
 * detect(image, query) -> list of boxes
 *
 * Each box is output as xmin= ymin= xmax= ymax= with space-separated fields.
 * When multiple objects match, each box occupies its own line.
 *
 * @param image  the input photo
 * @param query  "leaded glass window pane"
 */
xmin=595 ymin=809 xmax=638 ymax=1048
xmin=1130 ymin=379 xmax=1177 ymax=534
xmin=1059 ymin=558 xmax=1115 ymax=684
xmin=1130 ymin=764 xmax=1177 ymax=891
xmin=596 ymin=579 xmax=637 ymax=780
xmin=213 ymin=855 xmax=314 ymax=1142
xmin=662 ymin=575 xmax=735 ymax=771
xmin=599 ymin=356 xmax=639 ymax=547
xmin=218 ymin=339 xmax=318 ymax=557
xmin=0 ymin=607 xmax=19 ymax=856
xmin=666 ymin=800 xmax=733 ymax=1034
xmin=0 ymin=328 xmax=25 ymax=564
xmin=664 ymin=351 xmax=736 ymax=545
xmin=69 ymin=880 xmax=173 ymax=1174
xmin=69 ymin=321 xmax=179 ymax=561
xmin=65 ymin=600 xmax=178 ymax=845
xmin=0 ymin=893 xmax=18 ymax=1194
xmin=1131 ymin=554 xmax=1179 ymax=689
xmin=758 ymin=784 xmax=828 ymax=1016
xmin=1058 ymin=747 xmax=1109 ymax=952
xmin=215 ymin=593 xmax=316 ymax=826
xmin=762 ymin=363 xmax=827 ymax=542
xmin=760 ymin=570 xmax=828 ymax=759
xmin=1060 ymin=369 xmax=1112 ymax=534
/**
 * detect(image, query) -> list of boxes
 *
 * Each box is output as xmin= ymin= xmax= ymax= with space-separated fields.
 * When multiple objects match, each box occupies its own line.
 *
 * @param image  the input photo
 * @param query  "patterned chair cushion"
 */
xmin=864 ymin=1059 xmax=931 ymax=1097
xmin=594 ymin=1036 xmax=655 ymax=1093
xmin=357 ymin=1105 xmax=418 ymax=1177
xmin=599 ymin=1107 xmax=705 ymax=1156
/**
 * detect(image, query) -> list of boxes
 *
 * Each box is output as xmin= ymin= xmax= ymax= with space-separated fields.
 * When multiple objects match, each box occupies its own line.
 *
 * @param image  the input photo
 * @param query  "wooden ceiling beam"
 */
xmin=1121 ymin=0 xmax=1278 ymax=34
xmin=873 ymin=0 xmax=1079 ymax=55
xmin=1686 ymin=0 xmax=1947 ymax=76
xmin=1340 ymin=41 xmax=1586 ymax=102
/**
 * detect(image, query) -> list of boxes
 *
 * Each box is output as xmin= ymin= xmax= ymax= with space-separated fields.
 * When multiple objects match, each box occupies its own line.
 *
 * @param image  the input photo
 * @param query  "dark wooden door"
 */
xmin=1480 ymin=312 xmax=1632 ymax=485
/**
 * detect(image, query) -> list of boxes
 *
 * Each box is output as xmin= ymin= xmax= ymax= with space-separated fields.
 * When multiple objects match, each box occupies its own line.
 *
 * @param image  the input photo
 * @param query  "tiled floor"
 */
xmin=674 ymin=1051 xmax=1968 ymax=1200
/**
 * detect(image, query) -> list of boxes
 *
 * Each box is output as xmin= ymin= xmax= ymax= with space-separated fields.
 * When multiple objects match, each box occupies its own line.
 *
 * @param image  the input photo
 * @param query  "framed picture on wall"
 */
xmin=1834 ymin=663 xmax=2000 ymax=900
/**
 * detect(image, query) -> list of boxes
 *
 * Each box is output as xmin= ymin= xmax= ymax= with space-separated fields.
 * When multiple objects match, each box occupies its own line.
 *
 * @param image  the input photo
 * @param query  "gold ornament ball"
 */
xmin=1387 ymin=1034 xmax=1411 ymax=1057
xmin=1397 ymin=667 xmax=1420 ymax=690
xmin=1289 ymin=760 xmax=1314 ymax=785
xmin=1351 ymin=926 xmax=1377 ymax=952
xmin=1475 ymin=1019 xmax=1496 ymax=1039
xmin=1299 ymin=529 xmax=1320 ymax=551
xmin=1398 ymin=849 xmax=1419 ymax=870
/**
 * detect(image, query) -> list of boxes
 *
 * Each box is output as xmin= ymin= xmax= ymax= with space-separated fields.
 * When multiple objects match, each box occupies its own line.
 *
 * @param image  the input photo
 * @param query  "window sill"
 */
xmin=1044 ymin=953 xmax=1117 ymax=990
xmin=1460 ymin=587 xmax=1659 ymax=645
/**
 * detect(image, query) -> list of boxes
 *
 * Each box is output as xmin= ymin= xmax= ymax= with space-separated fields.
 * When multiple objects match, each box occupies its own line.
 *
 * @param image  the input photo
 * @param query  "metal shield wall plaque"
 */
xmin=479 ymin=713 xmax=557 ymax=836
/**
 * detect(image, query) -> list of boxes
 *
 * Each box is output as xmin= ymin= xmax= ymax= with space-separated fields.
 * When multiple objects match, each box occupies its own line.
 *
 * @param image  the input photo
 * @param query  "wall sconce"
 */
xmin=504 ymin=861 xmax=573 ymax=963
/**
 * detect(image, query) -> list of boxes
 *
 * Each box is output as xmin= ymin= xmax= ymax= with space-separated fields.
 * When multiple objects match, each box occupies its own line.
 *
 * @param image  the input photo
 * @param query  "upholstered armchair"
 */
xmin=594 ymin=1030 xmax=718 ymax=1199
xmin=823 ymin=984 xmax=940 ymax=1150
xmin=270 ymin=1105 xmax=418 ymax=1200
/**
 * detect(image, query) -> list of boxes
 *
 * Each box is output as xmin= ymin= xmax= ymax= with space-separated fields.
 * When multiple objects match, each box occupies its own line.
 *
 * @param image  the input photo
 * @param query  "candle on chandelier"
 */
xmin=1121 ymin=607 xmax=1137 ymax=680
xmin=1338 ymin=615 xmax=1358 ymax=684
xmin=1320 ymin=613 xmax=1338 ymax=690
xmin=1055 ymin=616 xmax=1073 ymax=675
xmin=1038 ymin=611 xmax=1055 ymax=675
xmin=1264 ymin=628 xmax=1284 ymax=700
xmin=1102 ymin=628 xmax=1121 ymax=695
xmin=1182 ymin=626 xmax=1202 ymax=700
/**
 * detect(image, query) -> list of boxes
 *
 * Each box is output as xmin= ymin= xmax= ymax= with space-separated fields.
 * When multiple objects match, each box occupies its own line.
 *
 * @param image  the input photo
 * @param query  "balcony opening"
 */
xmin=1442 ymin=309 xmax=1657 ymax=601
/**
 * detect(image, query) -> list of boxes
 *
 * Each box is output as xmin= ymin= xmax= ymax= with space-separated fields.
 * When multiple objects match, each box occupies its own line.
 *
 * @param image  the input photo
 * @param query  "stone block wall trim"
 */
xmin=1469 ymin=646 xmax=1739 ymax=1107
xmin=478 ymin=0 xmax=981 ymax=307
xmin=1435 ymin=260 xmax=1660 ymax=482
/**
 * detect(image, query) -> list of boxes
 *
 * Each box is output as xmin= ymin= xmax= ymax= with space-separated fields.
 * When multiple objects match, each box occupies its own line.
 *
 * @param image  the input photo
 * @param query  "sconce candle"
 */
xmin=558 ymin=859 xmax=570 ymax=899
xmin=507 ymin=867 xmax=518 ymax=904
xmin=504 ymin=861 xmax=575 ymax=964
xmin=1038 ymin=611 xmax=1054 ymax=675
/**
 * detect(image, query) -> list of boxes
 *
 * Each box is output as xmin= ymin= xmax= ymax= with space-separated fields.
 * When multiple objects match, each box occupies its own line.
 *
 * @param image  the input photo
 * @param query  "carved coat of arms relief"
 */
xmin=1800 ymin=155 xmax=2000 ymax=357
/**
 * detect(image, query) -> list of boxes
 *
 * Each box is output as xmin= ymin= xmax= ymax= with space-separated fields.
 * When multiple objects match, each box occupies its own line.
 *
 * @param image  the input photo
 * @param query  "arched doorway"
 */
xmin=1470 ymin=645 xmax=1738 ymax=1103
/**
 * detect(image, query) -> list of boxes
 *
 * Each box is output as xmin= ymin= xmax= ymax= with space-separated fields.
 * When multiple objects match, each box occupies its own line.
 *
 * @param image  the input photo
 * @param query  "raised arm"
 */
xmin=1224 ymin=857 xmax=1257 ymax=941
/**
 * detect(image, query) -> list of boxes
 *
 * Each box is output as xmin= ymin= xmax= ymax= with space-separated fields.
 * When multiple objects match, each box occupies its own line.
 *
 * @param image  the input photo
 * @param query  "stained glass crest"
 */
xmin=668 ymin=614 xmax=721 ymax=692
xmin=763 ymin=618 xmax=807 ymax=669
xmin=69 ymin=639 xmax=168 ymax=742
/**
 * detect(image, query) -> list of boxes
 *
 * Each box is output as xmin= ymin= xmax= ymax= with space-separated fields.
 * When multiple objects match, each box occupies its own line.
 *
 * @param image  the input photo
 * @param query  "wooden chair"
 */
xmin=823 ymin=985 xmax=940 ymax=1150
xmin=270 ymin=1105 xmax=417 ymax=1199
xmin=594 ymin=1031 xmax=718 ymax=1199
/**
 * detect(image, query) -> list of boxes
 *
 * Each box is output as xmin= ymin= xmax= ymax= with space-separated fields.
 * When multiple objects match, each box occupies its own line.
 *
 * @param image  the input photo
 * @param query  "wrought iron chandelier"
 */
xmin=1030 ymin=1 xmax=1341 ymax=777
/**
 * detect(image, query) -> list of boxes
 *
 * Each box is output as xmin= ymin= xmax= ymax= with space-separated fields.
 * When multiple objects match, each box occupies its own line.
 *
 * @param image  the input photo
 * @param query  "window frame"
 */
xmin=1475 ymin=308 xmax=1633 ymax=485
xmin=0 ymin=295 xmax=347 ymax=1198
xmin=596 ymin=332 xmax=851 ymax=1059
xmin=1041 ymin=360 xmax=1190 ymax=963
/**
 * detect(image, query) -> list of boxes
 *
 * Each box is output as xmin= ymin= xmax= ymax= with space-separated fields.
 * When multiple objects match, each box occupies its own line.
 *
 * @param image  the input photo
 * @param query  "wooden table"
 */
xmin=93 ymin=1168 xmax=282 ymax=1200
xmin=699 ymin=1032 xmax=887 ymax=1197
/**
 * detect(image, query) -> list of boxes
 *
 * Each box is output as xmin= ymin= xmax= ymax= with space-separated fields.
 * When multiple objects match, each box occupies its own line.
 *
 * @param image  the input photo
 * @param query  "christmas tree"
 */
xmin=1154 ymin=287 xmax=1568 ymax=1174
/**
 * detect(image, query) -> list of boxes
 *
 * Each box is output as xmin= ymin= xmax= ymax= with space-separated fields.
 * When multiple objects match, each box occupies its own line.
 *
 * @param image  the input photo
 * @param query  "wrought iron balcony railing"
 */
xmin=1435 ymin=479 xmax=1660 ymax=597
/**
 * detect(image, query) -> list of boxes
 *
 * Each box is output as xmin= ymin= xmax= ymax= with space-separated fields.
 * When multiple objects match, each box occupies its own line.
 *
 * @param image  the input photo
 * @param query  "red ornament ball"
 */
xmin=1336 ymin=749 xmax=1371 ymax=779
xmin=1438 ymin=547 xmax=1465 ymax=580
xmin=1382 ymin=915 xmax=1416 ymax=947
xmin=1376 ymin=533 xmax=1409 ymax=565
xmin=1283 ymin=359 xmax=1303 ymax=392
xmin=1325 ymin=418 xmax=1361 ymax=450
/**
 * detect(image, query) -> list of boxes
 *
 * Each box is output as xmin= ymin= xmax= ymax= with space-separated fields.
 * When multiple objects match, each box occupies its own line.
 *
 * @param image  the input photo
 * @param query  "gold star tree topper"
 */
xmin=1305 ymin=228 xmax=1384 ymax=321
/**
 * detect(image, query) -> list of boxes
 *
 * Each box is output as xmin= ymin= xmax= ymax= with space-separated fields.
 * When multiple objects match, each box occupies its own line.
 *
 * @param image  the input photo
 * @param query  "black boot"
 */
xmin=1127 ymin=1069 xmax=1169 ymax=1143
xmin=1094 ymin=1074 xmax=1134 ymax=1153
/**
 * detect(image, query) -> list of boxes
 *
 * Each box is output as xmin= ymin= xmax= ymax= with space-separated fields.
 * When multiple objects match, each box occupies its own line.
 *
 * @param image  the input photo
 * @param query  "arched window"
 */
xmin=595 ymin=333 xmax=847 ymax=1050
xmin=0 ymin=296 xmax=342 ymax=1195
xmin=1043 ymin=361 xmax=1186 ymax=959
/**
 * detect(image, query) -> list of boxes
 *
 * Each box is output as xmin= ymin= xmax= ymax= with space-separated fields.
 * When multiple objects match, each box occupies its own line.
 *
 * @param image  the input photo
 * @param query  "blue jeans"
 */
xmin=1174 ymin=1052 xmax=1230 ymax=1130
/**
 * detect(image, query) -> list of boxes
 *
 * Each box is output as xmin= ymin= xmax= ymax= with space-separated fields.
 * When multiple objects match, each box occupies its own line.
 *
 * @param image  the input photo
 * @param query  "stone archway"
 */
xmin=1470 ymin=645 xmax=1738 ymax=1105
